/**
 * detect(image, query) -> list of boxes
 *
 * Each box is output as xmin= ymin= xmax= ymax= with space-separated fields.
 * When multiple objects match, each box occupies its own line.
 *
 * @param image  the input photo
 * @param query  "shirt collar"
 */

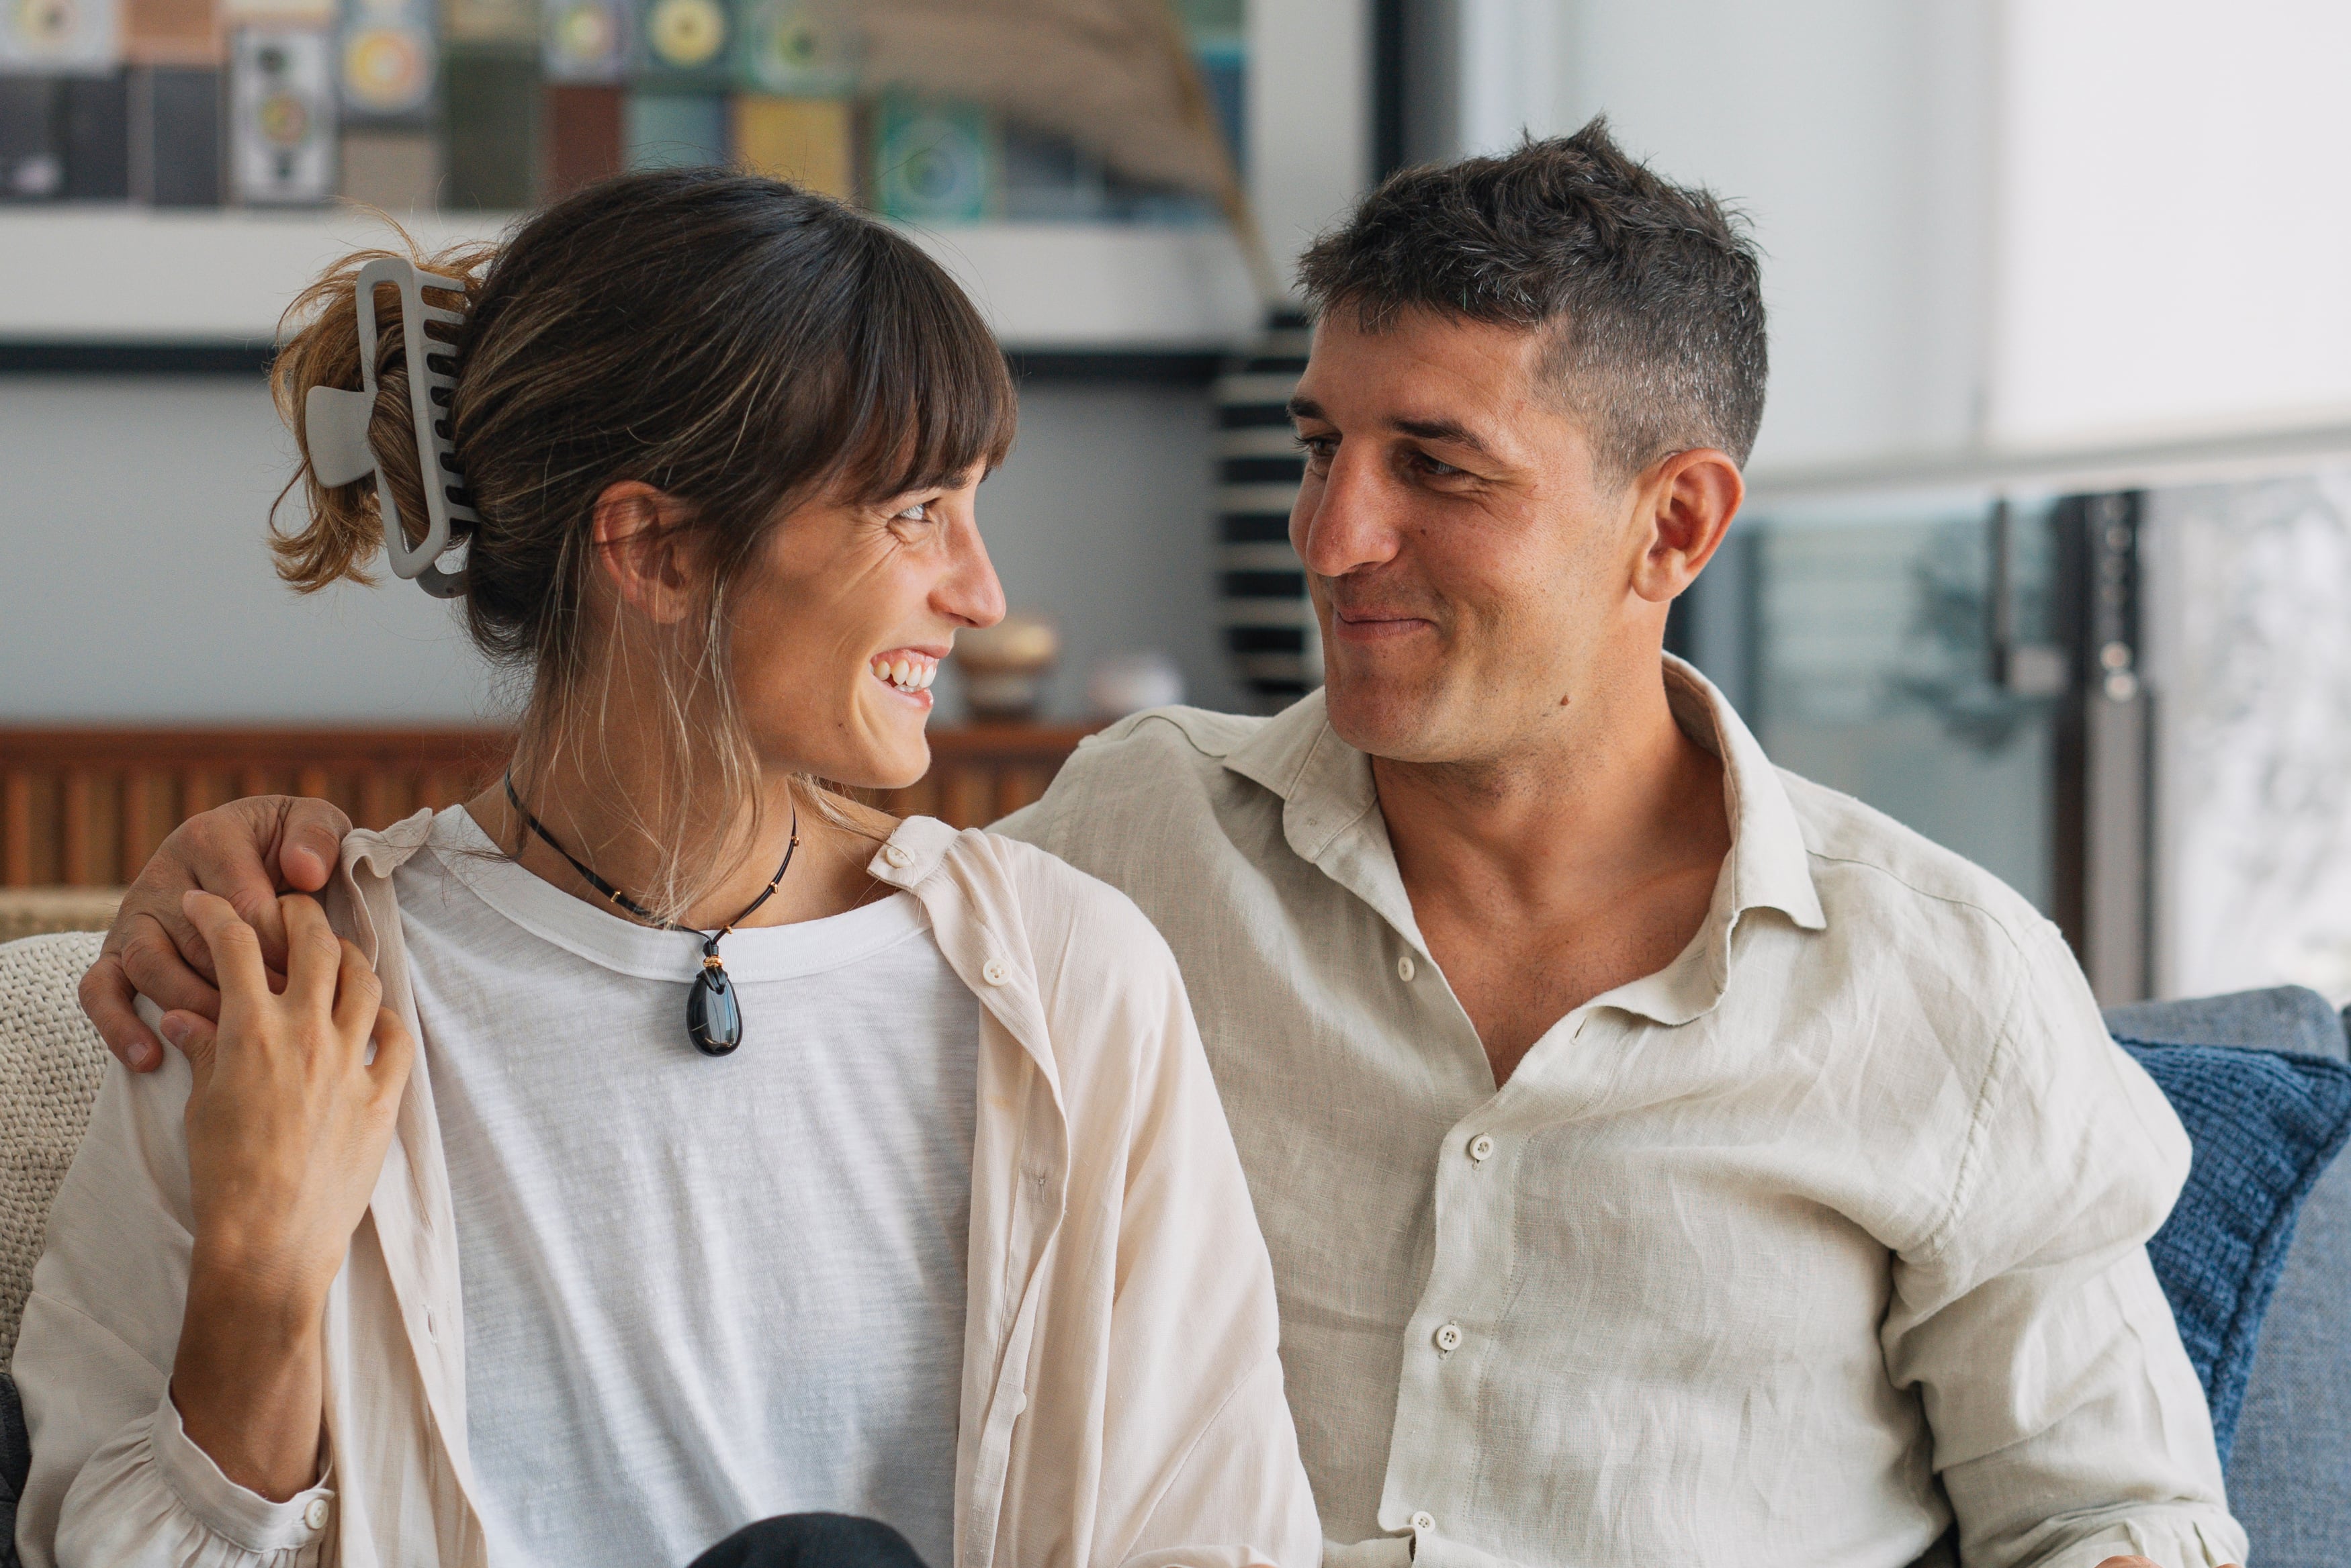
xmin=1222 ymin=656 xmax=1826 ymax=1025
xmin=1224 ymin=688 xmax=1428 ymax=948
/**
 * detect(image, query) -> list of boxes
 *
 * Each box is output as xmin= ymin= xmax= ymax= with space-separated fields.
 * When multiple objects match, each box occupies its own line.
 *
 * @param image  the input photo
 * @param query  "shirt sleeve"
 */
xmin=11 ymin=1057 xmax=336 ymax=1568
xmin=44 ymin=1387 xmax=335 ymax=1568
xmin=1072 ymin=902 xmax=1321 ymax=1568
xmin=987 ymin=796 xmax=1054 ymax=847
xmin=1879 ymin=917 xmax=2248 ymax=1568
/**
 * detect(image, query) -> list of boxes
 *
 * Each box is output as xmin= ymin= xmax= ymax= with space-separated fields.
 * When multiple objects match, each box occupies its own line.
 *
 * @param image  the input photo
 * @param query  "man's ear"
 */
xmin=590 ymin=481 xmax=703 ymax=625
xmin=1630 ymin=447 xmax=1743 ymax=604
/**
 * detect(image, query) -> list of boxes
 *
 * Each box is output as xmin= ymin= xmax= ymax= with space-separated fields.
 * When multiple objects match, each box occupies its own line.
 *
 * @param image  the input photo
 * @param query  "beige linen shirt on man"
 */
xmin=15 ymin=817 xmax=1320 ymax=1568
xmin=995 ymin=657 xmax=2247 ymax=1568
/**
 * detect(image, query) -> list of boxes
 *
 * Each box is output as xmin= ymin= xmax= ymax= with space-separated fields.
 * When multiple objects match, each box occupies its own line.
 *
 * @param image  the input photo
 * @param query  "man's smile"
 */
xmin=1327 ymin=598 xmax=1439 ymax=642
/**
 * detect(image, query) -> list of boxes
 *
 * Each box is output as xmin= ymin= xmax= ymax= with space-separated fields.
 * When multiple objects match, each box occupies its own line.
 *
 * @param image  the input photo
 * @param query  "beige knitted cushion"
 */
xmin=0 ymin=933 xmax=110 ymax=1365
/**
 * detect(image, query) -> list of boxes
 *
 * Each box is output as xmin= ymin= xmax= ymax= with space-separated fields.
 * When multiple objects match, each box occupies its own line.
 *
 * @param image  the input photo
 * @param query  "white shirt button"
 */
xmin=1409 ymin=1511 xmax=1436 ymax=1534
xmin=981 ymin=958 xmax=1010 ymax=986
xmin=303 ymin=1496 xmax=331 ymax=1531
xmin=1468 ymin=1134 xmax=1495 ymax=1163
xmin=1433 ymin=1321 xmax=1463 ymax=1352
xmin=423 ymin=1307 xmax=437 ymax=1341
xmin=1396 ymin=953 xmax=1416 ymax=982
xmin=881 ymin=843 xmax=912 ymax=868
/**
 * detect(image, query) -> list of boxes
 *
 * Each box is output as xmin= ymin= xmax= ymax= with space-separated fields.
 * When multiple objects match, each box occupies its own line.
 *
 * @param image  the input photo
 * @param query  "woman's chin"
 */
xmin=819 ymin=717 xmax=932 ymax=794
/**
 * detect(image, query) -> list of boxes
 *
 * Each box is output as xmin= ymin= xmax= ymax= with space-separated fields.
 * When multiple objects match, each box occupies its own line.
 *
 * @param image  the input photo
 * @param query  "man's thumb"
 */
xmin=277 ymin=799 xmax=352 ymax=894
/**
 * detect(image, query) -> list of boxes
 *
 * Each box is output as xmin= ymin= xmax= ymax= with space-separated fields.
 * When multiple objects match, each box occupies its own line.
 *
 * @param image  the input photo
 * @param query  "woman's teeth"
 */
xmin=872 ymin=654 xmax=938 ymax=693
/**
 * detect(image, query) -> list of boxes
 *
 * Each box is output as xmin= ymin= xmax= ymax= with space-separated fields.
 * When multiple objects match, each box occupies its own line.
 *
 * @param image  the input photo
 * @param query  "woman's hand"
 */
xmin=167 ymin=890 xmax=414 ymax=1502
xmin=78 ymin=795 xmax=353 ymax=1072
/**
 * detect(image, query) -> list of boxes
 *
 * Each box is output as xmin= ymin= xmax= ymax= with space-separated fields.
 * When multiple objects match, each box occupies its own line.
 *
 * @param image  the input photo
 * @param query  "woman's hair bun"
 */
xmin=267 ymin=228 xmax=499 ymax=593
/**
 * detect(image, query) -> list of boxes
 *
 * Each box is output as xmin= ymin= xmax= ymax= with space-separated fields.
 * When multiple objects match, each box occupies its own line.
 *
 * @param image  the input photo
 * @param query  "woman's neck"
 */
xmin=465 ymin=727 xmax=895 ymax=931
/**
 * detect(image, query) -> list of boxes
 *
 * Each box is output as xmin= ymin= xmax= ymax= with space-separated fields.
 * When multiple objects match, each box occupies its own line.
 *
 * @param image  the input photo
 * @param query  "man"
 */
xmin=85 ymin=124 xmax=2244 ymax=1567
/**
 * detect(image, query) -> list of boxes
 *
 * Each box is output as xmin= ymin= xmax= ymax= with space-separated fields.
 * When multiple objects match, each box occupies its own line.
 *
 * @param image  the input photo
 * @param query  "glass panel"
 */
xmin=2143 ymin=466 xmax=2351 ymax=1001
xmin=1739 ymin=493 xmax=2061 ymax=913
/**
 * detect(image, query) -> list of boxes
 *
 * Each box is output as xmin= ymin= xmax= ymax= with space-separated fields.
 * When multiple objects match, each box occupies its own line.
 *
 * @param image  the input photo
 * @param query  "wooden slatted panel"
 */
xmin=2 ymin=773 xmax=30 ymax=887
xmin=58 ymin=773 xmax=95 ymax=886
xmin=0 ymin=724 xmax=1097 ymax=888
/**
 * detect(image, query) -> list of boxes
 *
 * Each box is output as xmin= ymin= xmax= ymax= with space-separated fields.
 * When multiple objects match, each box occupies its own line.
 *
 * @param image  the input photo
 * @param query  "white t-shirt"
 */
xmin=394 ymin=807 xmax=978 ymax=1568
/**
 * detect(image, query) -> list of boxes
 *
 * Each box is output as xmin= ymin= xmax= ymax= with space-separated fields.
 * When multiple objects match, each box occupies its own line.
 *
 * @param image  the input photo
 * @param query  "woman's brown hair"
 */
xmin=270 ymin=168 xmax=1018 ymax=916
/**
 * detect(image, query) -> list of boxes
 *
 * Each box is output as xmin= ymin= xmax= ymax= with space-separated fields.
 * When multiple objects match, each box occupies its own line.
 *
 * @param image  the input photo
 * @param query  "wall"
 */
xmin=1399 ymin=0 xmax=1998 ymax=471
xmin=1993 ymin=0 xmax=2351 ymax=450
xmin=0 ymin=0 xmax=1375 ymax=729
xmin=0 ymin=375 xmax=1239 ymax=724
xmin=1548 ymin=0 xmax=1994 ymax=473
xmin=1537 ymin=0 xmax=2351 ymax=474
xmin=1248 ymin=0 xmax=1370 ymax=271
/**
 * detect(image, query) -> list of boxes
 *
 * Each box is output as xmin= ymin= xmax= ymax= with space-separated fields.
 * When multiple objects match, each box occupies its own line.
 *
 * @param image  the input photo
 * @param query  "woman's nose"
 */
xmin=942 ymin=519 xmax=1007 ymax=629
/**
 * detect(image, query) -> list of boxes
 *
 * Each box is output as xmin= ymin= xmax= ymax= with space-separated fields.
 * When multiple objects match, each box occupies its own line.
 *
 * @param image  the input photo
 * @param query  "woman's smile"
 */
xmin=869 ymin=646 xmax=945 ymax=708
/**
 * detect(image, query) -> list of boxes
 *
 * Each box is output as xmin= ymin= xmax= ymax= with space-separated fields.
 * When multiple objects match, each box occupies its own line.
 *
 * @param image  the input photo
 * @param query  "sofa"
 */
xmin=0 ymin=929 xmax=2344 ymax=1563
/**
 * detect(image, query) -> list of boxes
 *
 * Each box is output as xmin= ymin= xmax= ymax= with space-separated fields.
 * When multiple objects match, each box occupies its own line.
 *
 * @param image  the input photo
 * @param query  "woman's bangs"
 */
xmin=833 ymin=247 xmax=1018 ymax=504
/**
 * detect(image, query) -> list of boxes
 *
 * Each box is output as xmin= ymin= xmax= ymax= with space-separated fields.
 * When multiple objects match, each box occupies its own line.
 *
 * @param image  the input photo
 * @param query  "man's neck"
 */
xmin=1371 ymin=662 xmax=1733 ymax=1083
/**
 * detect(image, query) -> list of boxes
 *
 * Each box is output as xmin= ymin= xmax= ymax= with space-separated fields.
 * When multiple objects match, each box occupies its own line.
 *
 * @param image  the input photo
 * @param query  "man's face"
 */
xmin=1287 ymin=308 xmax=1655 ymax=767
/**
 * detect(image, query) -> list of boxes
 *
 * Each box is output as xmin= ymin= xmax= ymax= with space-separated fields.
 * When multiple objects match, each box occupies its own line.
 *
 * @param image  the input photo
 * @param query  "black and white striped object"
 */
xmin=1214 ymin=310 xmax=1319 ymax=708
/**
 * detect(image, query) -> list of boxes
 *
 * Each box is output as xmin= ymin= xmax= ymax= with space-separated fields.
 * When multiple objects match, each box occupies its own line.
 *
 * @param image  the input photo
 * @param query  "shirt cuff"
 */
xmin=1323 ymin=1537 xmax=1413 ymax=1568
xmin=151 ymin=1390 xmax=337 ymax=1555
xmin=2025 ymin=1512 xmax=2249 ymax=1568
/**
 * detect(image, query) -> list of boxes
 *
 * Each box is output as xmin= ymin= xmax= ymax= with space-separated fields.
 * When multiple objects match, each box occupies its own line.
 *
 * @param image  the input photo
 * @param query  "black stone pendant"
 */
xmin=686 ymin=961 xmax=742 ymax=1056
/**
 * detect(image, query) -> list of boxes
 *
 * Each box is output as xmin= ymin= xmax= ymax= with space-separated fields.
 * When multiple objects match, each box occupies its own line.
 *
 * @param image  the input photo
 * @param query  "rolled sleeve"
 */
xmin=1886 ymin=920 xmax=2248 ymax=1568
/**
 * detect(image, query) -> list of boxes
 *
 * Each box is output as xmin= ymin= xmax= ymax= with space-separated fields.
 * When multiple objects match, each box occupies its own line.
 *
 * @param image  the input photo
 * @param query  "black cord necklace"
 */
xmin=502 ymin=774 xmax=799 ymax=1057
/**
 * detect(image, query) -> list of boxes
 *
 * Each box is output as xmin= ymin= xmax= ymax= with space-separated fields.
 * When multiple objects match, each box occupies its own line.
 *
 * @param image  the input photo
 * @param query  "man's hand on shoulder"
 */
xmin=81 ymin=795 xmax=353 ymax=1072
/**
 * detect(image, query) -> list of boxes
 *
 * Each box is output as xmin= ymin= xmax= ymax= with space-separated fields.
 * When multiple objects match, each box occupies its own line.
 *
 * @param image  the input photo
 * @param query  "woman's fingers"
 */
xmin=329 ymin=939 xmax=385 ymax=1044
xmin=278 ymin=895 xmax=343 ymax=1013
xmin=181 ymin=891 xmax=272 ymax=1010
xmin=365 ymin=1007 xmax=416 ymax=1103
xmin=158 ymin=1010 xmax=219 ymax=1070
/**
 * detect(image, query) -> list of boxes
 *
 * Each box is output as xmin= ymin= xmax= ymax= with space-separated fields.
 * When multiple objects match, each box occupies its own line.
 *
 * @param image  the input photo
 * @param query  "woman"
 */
xmin=13 ymin=169 xmax=1317 ymax=1568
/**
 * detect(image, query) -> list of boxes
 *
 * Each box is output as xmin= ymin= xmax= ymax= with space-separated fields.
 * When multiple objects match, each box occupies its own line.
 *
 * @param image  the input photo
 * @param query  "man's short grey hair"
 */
xmin=1296 ymin=117 xmax=1769 ymax=481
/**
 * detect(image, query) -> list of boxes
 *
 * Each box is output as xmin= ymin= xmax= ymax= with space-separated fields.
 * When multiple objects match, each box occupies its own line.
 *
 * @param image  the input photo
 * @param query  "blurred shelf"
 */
xmin=0 ymin=207 xmax=1265 ymax=359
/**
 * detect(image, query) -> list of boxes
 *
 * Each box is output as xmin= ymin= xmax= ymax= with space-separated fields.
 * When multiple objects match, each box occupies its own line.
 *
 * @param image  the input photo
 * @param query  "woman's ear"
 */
xmin=591 ymin=481 xmax=703 ymax=625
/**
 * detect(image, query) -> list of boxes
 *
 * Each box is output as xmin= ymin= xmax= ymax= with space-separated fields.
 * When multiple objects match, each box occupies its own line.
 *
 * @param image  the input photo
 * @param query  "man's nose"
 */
xmin=1293 ymin=451 xmax=1403 ymax=578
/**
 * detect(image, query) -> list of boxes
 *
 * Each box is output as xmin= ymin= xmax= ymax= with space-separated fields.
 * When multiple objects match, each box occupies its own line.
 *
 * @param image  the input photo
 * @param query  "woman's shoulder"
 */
xmin=922 ymin=823 xmax=1181 ymax=990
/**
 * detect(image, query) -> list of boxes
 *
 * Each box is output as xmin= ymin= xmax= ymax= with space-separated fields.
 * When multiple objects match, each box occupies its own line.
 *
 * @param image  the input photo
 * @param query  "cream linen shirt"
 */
xmin=993 ymin=658 xmax=2248 ymax=1568
xmin=13 ymin=815 xmax=1321 ymax=1568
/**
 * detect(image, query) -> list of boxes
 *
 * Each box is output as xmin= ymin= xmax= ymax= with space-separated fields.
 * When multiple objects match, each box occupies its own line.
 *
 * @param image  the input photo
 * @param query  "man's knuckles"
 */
xmin=116 ymin=917 xmax=177 ymax=976
xmin=181 ymin=807 xmax=247 ymax=870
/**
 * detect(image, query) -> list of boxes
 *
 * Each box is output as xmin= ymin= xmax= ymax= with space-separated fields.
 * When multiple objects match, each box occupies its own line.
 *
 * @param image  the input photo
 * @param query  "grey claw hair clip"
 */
xmin=302 ymin=256 xmax=480 ymax=600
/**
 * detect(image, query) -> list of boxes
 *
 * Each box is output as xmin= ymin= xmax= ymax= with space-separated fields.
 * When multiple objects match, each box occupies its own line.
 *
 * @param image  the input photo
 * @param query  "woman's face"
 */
xmin=725 ymin=467 xmax=1005 ymax=791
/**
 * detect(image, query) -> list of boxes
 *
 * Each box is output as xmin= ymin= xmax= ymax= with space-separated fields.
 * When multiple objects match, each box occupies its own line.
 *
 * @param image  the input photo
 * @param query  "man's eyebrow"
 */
xmin=1286 ymin=399 xmax=1500 ymax=460
xmin=1392 ymin=417 xmax=1498 ymax=459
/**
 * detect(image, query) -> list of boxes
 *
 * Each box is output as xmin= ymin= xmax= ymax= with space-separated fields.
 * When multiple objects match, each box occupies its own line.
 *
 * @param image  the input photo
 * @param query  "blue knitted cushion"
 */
xmin=2107 ymin=1023 xmax=2351 ymax=1464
